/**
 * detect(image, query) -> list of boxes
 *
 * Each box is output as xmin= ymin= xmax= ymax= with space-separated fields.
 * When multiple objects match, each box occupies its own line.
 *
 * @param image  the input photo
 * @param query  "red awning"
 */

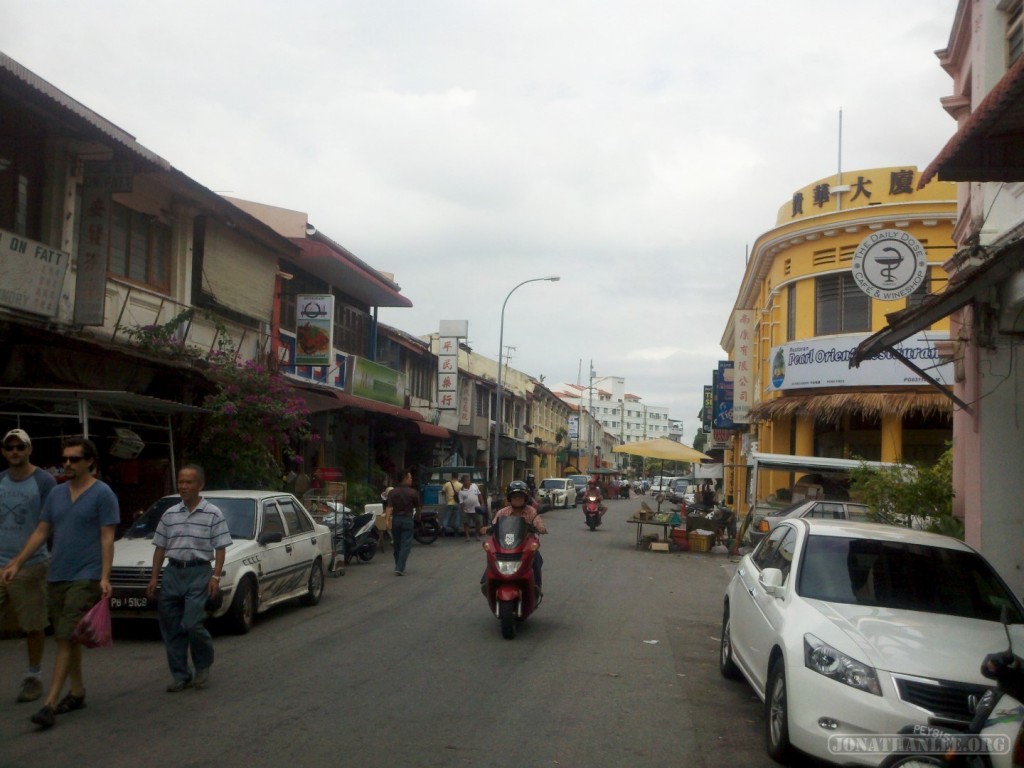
xmin=919 ymin=54 xmax=1024 ymax=186
xmin=288 ymin=380 xmax=424 ymax=421
xmin=415 ymin=422 xmax=450 ymax=439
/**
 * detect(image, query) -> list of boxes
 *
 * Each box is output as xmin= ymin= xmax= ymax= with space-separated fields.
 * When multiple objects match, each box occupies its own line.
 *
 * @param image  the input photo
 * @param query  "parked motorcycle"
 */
xmin=583 ymin=492 xmax=603 ymax=531
xmin=331 ymin=507 xmax=380 ymax=565
xmin=879 ymin=609 xmax=1024 ymax=767
xmin=413 ymin=507 xmax=441 ymax=544
xmin=481 ymin=516 xmax=541 ymax=639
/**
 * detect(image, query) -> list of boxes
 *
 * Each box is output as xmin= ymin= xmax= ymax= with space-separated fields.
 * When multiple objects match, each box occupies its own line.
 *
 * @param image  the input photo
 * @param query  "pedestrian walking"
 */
xmin=458 ymin=475 xmax=486 ymax=541
xmin=441 ymin=473 xmax=462 ymax=536
xmin=0 ymin=429 xmax=57 ymax=704
xmin=1 ymin=436 xmax=119 ymax=730
xmin=384 ymin=468 xmax=419 ymax=575
xmin=145 ymin=465 xmax=231 ymax=692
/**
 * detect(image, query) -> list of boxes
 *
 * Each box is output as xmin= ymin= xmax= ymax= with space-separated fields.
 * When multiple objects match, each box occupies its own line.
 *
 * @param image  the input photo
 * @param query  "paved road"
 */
xmin=0 ymin=495 xmax=786 ymax=768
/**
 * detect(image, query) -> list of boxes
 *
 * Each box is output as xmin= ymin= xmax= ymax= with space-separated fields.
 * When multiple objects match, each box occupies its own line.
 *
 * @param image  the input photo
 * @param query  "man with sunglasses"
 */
xmin=2 ymin=436 xmax=119 ymax=730
xmin=0 ymin=429 xmax=57 ymax=705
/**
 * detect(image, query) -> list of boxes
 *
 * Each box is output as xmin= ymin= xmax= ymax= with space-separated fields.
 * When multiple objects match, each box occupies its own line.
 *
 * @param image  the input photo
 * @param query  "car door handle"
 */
xmin=285 ymin=544 xmax=293 ymax=553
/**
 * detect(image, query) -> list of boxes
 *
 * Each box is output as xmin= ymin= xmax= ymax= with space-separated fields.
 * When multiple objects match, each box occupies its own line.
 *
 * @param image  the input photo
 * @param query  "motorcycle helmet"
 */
xmin=506 ymin=480 xmax=530 ymax=502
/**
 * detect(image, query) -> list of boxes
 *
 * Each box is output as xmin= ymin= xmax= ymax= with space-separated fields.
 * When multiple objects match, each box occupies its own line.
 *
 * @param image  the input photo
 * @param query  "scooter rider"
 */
xmin=484 ymin=481 xmax=547 ymax=590
xmin=585 ymin=478 xmax=608 ymax=516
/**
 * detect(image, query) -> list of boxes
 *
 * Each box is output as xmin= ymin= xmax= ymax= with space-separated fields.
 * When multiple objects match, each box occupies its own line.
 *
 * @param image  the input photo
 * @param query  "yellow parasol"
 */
xmin=612 ymin=437 xmax=712 ymax=463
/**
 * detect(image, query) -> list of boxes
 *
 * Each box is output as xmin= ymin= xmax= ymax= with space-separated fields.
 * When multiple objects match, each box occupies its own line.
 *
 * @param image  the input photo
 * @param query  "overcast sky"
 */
xmin=2 ymin=1 xmax=960 ymax=439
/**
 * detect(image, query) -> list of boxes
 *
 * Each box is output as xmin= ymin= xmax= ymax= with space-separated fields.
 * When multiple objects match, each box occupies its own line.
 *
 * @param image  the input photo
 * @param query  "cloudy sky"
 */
xmin=2 ymin=1 xmax=960 ymax=438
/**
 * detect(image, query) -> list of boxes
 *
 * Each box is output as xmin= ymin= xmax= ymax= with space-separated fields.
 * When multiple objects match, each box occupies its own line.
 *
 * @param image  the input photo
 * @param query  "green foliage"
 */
xmin=189 ymin=359 xmax=316 ymax=489
xmin=850 ymin=446 xmax=960 ymax=538
xmin=346 ymin=481 xmax=381 ymax=511
xmin=119 ymin=309 xmax=237 ymax=361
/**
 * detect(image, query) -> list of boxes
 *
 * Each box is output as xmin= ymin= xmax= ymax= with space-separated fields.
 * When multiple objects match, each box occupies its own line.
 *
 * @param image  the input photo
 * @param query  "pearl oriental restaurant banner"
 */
xmin=768 ymin=332 xmax=952 ymax=391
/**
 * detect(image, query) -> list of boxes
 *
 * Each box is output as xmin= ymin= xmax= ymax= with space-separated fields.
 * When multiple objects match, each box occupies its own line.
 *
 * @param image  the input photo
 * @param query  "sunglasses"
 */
xmin=61 ymin=456 xmax=87 ymax=463
xmin=3 ymin=443 xmax=28 ymax=451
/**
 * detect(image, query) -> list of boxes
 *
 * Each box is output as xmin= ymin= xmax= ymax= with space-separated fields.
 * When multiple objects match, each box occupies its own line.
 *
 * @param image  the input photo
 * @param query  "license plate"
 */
xmin=110 ymin=595 xmax=153 ymax=610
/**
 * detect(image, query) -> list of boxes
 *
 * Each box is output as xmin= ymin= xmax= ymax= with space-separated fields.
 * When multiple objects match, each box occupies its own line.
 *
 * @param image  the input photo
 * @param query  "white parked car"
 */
xmin=720 ymin=518 xmax=1024 ymax=766
xmin=536 ymin=478 xmax=577 ymax=509
xmin=111 ymin=490 xmax=333 ymax=634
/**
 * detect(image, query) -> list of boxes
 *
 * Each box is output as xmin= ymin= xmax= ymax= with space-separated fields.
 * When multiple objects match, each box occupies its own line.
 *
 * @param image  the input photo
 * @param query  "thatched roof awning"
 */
xmin=748 ymin=392 xmax=952 ymax=424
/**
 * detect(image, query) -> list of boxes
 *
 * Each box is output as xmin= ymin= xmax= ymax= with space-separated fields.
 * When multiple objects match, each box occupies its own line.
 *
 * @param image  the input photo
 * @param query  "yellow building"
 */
xmin=720 ymin=167 xmax=957 ymax=514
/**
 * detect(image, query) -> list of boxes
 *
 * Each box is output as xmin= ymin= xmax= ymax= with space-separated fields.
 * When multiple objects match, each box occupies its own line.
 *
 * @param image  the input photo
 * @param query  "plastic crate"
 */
xmin=688 ymin=532 xmax=713 ymax=552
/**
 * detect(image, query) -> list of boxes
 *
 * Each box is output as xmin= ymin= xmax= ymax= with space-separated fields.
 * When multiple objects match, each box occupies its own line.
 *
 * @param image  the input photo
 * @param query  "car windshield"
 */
xmin=122 ymin=496 xmax=259 ymax=541
xmin=540 ymin=479 xmax=563 ymax=489
xmin=568 ymin=475 xmax=588 ymax=485
xmin=797 ymin=534 xmax=1024 ymax=622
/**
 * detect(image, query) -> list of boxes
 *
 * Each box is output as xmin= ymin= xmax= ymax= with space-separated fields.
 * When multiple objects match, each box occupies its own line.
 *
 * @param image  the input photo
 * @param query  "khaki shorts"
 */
xmin=0 ymin=561 xmax=49 ymax=633
xmin=47 ymin=580 xmax=101 ymax=641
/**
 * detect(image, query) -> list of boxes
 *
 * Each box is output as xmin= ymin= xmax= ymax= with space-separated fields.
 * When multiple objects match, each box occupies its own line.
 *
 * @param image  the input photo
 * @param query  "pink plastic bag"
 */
xmin=71 ymin=596 xmax=113 ymax=648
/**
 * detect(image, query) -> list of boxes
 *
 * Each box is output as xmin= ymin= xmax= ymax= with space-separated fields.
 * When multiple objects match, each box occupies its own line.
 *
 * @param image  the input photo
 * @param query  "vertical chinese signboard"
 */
xmin=75 ymin=161 xmax=132 ymax=325
xmin=732 ymin=310 xmax=755 ymax=423
xmin=702 ymin=385 xmax=713 ymax=433
xmin=437 ymin=320 xmax=468 ymax=413
xmin=295 ymin=294 xmax=334 ymax=367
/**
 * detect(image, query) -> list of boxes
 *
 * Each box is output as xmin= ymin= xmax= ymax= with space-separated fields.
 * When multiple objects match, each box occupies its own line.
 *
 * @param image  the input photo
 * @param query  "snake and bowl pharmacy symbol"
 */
xmin=852 ymin=229 xmax=928 ymax=301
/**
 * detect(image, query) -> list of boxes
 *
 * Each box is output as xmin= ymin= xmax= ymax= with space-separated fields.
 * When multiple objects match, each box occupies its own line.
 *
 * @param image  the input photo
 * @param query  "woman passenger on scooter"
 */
xmin=485 ymin=481 xmax=547 ymax=589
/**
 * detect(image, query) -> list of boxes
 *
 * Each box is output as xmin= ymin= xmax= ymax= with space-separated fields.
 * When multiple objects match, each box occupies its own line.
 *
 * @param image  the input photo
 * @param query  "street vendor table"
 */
xmin=627 ymin=517 xmax=676 ymax=550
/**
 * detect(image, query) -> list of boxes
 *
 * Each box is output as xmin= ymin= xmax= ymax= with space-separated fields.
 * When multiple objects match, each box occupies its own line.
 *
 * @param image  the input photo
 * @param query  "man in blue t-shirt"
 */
xmin=2 ymin=436 xmax=119 ymax=730
xmin=0 ymin=428 xmax=57 ymax=704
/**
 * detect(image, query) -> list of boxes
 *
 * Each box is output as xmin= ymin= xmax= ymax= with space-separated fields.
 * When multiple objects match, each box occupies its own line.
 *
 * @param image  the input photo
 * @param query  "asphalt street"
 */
xmin=0 ymin=495 xmax=789 ymax=768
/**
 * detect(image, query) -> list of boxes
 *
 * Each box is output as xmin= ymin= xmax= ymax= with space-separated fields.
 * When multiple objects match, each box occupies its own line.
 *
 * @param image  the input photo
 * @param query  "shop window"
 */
xmin=815 ymin=273 xmax=870 ymax=335
xmin=1009 ymin=0 xmax=1023 ymax=64
xmin=106 ymin=202 xmax=171 ymax=291
xmin=332 ymin=291 xmax=370 ymax=357
xmin=786 ymin=283 xmax=797 ymax=341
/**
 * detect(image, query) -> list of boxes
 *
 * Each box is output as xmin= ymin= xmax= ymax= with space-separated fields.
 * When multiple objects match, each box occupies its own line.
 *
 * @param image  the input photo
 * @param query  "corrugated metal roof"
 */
xmin=0 ymin=51 xmax=170 ymax=171
xmin=919 ymin=53 xmax=1024 ymax=186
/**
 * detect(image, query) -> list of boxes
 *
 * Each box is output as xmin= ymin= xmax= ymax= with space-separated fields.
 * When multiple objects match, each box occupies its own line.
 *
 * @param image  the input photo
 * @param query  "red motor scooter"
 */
xmin=482 ymin=516 xmax=541 ymax=639
xmin=582 ymin=492 xmax=603 ymax=531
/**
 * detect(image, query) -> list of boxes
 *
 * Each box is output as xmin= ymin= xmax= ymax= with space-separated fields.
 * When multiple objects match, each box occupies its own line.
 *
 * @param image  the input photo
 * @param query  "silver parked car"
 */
xmin=111 ymin=490 xmax=332 ymax=634
xmin=749 ymin=499 xmax=871 ymax=544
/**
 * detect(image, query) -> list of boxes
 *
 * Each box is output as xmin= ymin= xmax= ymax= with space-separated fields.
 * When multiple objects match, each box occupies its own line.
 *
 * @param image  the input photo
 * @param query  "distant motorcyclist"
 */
xmin=585 ymin=478 xmax=608 ymax=516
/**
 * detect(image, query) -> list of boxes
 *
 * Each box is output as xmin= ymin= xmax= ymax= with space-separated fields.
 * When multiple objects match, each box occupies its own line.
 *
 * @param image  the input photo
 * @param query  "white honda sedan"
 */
xmin=720 ymin=519 xmax=1024 ymax=766
xmin=111 ymin=491 xmax=333 ymax=634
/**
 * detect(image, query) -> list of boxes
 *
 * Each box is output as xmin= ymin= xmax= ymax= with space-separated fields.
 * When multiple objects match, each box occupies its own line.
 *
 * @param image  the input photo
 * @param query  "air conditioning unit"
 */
xmin=109 ymin=428 xmax=144 ymax=460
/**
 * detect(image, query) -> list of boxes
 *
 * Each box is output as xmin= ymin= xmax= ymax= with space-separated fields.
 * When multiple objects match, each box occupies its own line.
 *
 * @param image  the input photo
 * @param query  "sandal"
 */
xmin=54 ymin=692 xmax=86 ymax=714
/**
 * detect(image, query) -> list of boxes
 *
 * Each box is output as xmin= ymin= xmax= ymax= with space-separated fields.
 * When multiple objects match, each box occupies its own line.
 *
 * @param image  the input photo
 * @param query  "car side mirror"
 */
xmin=760 ymin=567 xmax=785 ymax=596
xmin=259 ymin=531 xmax=283 ymax=546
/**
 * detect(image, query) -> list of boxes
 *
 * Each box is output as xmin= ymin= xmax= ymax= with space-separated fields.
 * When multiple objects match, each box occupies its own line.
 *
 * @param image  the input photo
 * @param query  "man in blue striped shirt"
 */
xmin=146 ymin=465 xmax=231 ymax=692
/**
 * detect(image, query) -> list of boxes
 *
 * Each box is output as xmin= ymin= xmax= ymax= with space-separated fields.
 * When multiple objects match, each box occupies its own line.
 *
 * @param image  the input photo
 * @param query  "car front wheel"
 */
xmin=765 ymin=657 xmax=793 ymax=763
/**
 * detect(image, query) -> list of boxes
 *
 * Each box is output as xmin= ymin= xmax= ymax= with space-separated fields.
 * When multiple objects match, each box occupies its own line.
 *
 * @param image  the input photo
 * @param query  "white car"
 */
xmin=720 ymin=518 xmax=1024 ymax=766
xmin=537 ymin=478 xmax=577 ymax=509
xmin=111 ymin=490 xmax=333 ymax=634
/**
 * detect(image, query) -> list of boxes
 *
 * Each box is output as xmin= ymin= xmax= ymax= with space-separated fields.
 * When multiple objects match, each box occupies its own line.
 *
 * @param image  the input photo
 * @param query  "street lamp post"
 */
xmin=492 ymin=276 xmax=560 ymax=498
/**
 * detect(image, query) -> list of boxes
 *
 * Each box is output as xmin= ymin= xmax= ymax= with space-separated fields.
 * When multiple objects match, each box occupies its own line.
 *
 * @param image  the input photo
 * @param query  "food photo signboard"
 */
xmin=295 ymin=294 xmax=334 ymax=366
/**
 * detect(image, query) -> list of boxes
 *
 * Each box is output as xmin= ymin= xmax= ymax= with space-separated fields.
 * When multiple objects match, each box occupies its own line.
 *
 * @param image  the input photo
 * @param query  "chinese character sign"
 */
xmin=702 ymin=385 xmax=713 ymax=433
xmin=437 ymin=324 xmax=465 ymax=410
xmin=732 ymin=310 xmax=756 ymax=423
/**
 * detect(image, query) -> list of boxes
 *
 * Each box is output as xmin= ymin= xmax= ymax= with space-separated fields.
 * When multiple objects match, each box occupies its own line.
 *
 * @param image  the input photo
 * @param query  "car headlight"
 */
xmin=803 ymin=634 xmax=881 ymax=696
